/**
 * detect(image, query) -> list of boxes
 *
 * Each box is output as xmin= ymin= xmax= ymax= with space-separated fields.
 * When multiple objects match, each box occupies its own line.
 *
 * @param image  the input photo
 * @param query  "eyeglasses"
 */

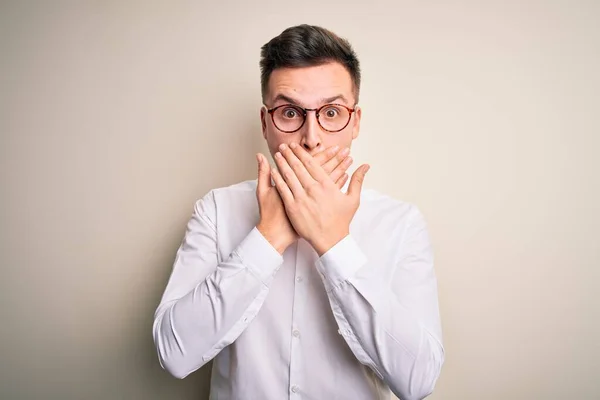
xmin=265 ymin=103 xmax=356 ymax=133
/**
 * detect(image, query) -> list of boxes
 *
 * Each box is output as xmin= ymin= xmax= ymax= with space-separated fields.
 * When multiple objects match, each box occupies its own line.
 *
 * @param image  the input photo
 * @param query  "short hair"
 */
xmin=260 ymin=24 xmax=361 ymax=103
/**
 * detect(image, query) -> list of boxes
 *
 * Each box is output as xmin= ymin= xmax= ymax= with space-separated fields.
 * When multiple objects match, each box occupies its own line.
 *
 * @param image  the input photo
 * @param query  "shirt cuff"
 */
xmin=315 ymin=235 xmax=368 ymax=292
xmin=236 ymin=227 xmax=284 ymax=284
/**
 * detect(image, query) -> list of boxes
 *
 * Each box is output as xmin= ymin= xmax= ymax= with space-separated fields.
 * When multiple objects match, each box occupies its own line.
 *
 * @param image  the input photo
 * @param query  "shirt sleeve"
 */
xmin=315 ymin=206 xmax=444 ymax=400
xmin=152 ymin=192 xmax=283 ymax=379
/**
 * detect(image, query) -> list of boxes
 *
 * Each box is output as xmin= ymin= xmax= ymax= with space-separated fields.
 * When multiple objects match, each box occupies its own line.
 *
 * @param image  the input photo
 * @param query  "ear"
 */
xmin=260 ymin=107 xmax=268 ymax=140
xmin=351 ymin=106 xmax=361 ymax=140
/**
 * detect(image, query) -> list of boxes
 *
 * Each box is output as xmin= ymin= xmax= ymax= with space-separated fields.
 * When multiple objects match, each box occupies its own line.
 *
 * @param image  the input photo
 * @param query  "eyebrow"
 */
xmin=271 ymin=94 xmax=349 ymax=108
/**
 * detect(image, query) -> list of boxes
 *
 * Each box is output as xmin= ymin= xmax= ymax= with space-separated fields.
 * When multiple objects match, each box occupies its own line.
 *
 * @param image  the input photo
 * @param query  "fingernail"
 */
xmin=341 ymin=148 xmax=350 ymax=156
xmin=279 ymin=143 xmax=287 ymax=151
xmin=290 ymin=142 xmax=298 ymax=149
xmin=331 ymin=145 xmax=340 ymax=153
xmin=365 ymin=165 xmax=371 ymax=173
xmin=345 ymin=156 xmax=353 ymax=164
xmin=275 ymin=152 xmax=282 ymax=158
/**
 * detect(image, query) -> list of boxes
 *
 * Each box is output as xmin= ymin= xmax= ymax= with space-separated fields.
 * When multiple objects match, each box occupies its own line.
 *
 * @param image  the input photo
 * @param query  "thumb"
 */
xmin=347 ymin=164 xmax=370 ymax=199
xmin=256 ymin=153 xmax=271 ymax=194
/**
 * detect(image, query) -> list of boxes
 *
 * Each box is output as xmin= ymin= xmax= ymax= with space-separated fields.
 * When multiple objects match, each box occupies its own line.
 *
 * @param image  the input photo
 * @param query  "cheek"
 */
xmin=264 ymin=129 xmax=301 ymax=155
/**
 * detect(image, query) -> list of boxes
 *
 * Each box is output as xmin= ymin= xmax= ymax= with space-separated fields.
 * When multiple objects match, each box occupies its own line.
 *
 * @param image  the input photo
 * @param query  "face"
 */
xmin=260 ymin=62 xmax=361 ymax=158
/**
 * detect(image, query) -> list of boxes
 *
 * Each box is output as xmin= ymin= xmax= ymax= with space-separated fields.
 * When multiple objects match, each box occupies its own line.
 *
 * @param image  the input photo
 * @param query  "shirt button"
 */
xmin=291 ymin=385 xmax=299 ymax=393
xmin=292 ymin=329 xmax=300 ymax=337
xmin=296 ymin=276 xmax=303 ymax=282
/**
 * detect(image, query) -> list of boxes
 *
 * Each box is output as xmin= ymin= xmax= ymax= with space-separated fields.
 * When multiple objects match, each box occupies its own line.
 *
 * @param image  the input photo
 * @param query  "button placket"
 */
xmin=289 ymin=240 xmax=309 ymax=398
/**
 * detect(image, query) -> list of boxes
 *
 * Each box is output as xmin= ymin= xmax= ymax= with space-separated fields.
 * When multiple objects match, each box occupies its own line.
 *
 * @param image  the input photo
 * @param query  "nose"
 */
xmin=300 ymin=111 xmax=322 ymax=154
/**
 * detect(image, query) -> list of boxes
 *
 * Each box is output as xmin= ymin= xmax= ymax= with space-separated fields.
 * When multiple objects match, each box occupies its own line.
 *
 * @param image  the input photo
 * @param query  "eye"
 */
xmin=322 ymin=106 xmax=341 ymax=118
xmin=282 ymin=107 xmax=302 ymax=119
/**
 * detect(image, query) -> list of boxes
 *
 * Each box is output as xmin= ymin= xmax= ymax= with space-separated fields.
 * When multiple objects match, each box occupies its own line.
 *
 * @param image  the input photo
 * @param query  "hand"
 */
xmin=271 ymin=142 xmax=370 ymax=256
xmin=314 ymin=145 xmax=353 ymax=188
xmin=256 ymin=145 xmax=354 ymax=254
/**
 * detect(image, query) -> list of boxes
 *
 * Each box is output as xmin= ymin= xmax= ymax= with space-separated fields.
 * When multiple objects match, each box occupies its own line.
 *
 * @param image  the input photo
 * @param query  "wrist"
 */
xmin=257 ymin=222 xmax=294 ymax=255
xmin=312 ymin=231 xmax=349 ymax=257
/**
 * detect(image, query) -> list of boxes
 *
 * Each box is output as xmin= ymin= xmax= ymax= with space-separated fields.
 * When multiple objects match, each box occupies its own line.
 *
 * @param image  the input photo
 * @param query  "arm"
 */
xmin=267 ymin=144 xmax=443 ymax=398
xmin=155 ymin=147 xmax=352 ymax=379
xmin=316 ymin=207 xmax=444 ymax=400
xmin=152 ymin=192 xmax=283 ymax=379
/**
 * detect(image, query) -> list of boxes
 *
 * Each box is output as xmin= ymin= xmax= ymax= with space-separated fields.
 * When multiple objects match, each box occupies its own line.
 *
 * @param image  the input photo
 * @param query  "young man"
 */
xmin=153 ymin=25 xmax=444 ymax=400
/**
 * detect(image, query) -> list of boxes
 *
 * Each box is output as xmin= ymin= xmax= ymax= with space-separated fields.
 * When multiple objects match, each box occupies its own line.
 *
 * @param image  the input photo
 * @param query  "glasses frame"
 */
xmin=266 ymin=103 xmax=356 ymax=133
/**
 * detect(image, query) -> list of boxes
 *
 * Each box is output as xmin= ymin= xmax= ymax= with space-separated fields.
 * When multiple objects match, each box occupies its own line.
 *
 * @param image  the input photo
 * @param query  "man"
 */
xmin=153 ymin=25 xmax=444 ymax=400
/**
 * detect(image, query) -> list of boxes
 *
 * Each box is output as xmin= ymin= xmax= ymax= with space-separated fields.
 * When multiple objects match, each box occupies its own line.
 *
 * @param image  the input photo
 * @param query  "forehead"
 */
xmin=267 ymin=62 xmax=354 ymax=106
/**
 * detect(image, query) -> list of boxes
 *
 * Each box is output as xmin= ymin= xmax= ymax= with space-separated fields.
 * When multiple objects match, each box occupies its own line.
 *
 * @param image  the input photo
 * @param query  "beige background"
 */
xmin=1 ymin=1 xmax=598 ymax=399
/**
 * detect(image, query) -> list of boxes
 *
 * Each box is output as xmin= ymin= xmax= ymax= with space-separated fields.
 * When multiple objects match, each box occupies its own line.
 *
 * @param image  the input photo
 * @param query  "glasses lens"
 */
xmin=273 ymin=105 xmax=305 ymax=132
xmin=318 ymin=105 xmax=350 ymax=132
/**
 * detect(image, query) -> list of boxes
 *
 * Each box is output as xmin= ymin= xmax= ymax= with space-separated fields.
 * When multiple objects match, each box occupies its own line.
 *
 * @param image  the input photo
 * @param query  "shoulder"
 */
xmin=212 ymin=179 xmax=257 ymax=194
xmin=190 ymin=179 xmax=256 ymax=214
xmin=192 ymin=179 xmax=258 ymax=223
xmin=356 ymin=188 xmax=432 ymax=260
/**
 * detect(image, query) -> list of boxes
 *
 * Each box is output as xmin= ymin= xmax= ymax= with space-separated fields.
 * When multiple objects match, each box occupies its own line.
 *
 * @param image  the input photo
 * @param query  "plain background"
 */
xmin=1 ymin=1 xmax=598 ymax=399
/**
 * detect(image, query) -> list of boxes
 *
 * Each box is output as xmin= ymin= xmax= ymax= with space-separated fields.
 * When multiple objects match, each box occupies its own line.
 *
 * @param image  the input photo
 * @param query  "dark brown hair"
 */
xmin=260 ymin=24 xmax=361 ymax=103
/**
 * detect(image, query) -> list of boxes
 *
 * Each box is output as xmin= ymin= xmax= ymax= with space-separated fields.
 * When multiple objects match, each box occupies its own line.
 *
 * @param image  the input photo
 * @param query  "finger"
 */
xmin=279 ymin=143 xmax=315 ymax=188
xmin=274 ymin=150 xmax=305 ymax=196
xmin=270 ymin=168 xmax=294 ymax=205
xmin=329 ymin=154 xmax=353 ymax=183
xmin=322 ymin=147 xmax=350 ymax=175
xmin=288 ymin=142 xmax=328 ymax=183
xmin=256 ymin=153 xmax=271 ymax=195
xmin=347 ymin=164 xmax=370 ymax=199
xmin=336 ymin=172 xmax=349 ymax=189
xmin=313 ymin=145 xmax=340 ymax=171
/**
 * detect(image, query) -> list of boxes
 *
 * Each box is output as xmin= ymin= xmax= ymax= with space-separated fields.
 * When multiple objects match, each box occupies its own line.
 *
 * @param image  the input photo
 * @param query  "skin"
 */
xmin=256 ymin=62 xmax=370 ymax=255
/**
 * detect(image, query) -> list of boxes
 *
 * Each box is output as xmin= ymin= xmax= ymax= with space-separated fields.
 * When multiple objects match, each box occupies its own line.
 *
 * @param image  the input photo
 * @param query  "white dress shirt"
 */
xmin=153 ymin=180 xmax=444 ymax=400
